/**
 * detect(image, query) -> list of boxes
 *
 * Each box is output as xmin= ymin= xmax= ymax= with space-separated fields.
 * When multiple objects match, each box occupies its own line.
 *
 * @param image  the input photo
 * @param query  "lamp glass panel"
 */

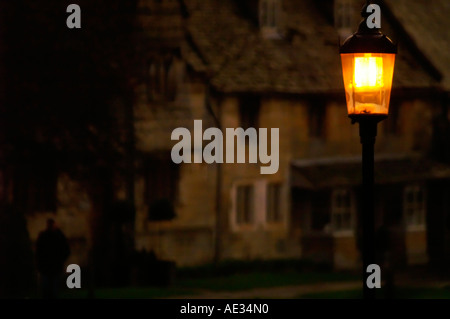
xmin=341 ymin=53 xmax=395 ymax=115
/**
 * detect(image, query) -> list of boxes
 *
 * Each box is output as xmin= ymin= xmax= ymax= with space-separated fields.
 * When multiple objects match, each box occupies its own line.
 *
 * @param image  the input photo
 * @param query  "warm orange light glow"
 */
xmin=341 ymin=53 xmax=395 ymax=116
xmin=354 ymin=55 xmax=384 ymax=89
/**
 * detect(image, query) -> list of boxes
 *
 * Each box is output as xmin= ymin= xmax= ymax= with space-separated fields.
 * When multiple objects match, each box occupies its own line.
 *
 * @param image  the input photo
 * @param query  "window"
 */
xmin=331 ymin=188 xmax=354 ymax=232
xmin=148 ymin=59 xmax=165 ymax=101
xmin=236 ymin=185 xmax=255 ymax=225
xmin=259 ymin=0 xmax=281 ymax=38
xmin=239 ymin=95 xmax=261 ymax=129
xmin=166 ymin=63 xmax=177 ymax=102
xmin=266 ymin=183 xmax=282 ymax=223
xmin=147 ymin=54 xmax=183 ymax=102
xmin=232 ymin=180 xmax=285 ymax=231
xmin=311 ymin=192 xmax=331 ymax=232
xmin=334 ymin=0 xmax=354 ymax=40
xmin=403 ymin=184 xmax=426 ymax=228
xmin=308 ymin=100 xmax=326 ymax=138
xmin=145 ymin=155 xmax=179 ymax=221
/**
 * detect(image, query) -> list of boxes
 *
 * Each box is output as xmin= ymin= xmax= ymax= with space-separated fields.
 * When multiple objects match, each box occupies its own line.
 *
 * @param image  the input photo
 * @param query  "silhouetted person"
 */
xmin=36 ymin=219 xmax=70 ymax=299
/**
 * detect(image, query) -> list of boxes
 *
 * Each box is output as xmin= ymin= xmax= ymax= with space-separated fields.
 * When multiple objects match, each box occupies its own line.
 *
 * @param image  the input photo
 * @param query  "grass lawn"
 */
xmin=300 ymin=287 xmax=450 ymax=299
xmin=59 ymin=271 xmax=450 ymax=299
xmin=60 ymin=286 xmax=197 ymax=299
xmin=177 ymin=270 xmax=358 ymax=291
xmin=60 ymin=270 xmax=358 ymax=299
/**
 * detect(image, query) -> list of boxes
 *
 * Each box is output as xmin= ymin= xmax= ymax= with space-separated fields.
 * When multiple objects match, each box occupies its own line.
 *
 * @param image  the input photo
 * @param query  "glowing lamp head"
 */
xmin=339 ymin=11 xmax=397 ymax=119
xmin=341 ymin=52 xmax=395 ymax=116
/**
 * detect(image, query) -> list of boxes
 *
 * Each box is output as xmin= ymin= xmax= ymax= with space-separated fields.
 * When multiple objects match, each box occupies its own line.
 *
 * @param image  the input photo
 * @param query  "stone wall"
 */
xmin=26 ymin=173 xmax=91 ymax=268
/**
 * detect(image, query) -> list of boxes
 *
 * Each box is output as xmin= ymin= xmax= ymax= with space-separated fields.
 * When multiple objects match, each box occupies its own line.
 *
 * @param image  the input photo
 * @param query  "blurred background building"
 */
xmin=0 ymin=0 xmax=449 ymax=290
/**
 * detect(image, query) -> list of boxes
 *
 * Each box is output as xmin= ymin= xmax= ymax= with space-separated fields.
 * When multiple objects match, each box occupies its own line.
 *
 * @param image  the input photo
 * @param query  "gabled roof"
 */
xmin=211 ymin=0 xmax=344 ymax=94
xmin=182 ymin=0 xmax=440 ymax=94
xmin=384 ymin=0 xmax=450 ymax=91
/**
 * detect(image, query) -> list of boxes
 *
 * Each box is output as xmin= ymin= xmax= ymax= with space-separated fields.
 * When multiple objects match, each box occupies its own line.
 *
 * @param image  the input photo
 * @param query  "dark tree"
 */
xmin=0 ymin=0 xmax=140 ymax=293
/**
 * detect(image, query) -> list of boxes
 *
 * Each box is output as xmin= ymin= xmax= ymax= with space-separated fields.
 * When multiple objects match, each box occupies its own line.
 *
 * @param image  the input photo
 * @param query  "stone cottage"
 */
xmin=132 ymin=0 xmax=450 ymax=269
xmin=11 ymin=0 xmax=450 ymax=271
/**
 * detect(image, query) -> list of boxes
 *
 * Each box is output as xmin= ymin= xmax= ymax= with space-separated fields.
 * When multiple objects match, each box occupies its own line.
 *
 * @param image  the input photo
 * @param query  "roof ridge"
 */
xmin=382 ymin=1 xmax=443 ymax=83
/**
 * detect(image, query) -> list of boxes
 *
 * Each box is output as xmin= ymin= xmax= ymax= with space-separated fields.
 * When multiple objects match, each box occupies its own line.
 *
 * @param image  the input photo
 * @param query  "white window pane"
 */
xmin=403 ymin=185 xmax=426 ymax=226
xmin=332 ymin=188 xmax=353 ymax=231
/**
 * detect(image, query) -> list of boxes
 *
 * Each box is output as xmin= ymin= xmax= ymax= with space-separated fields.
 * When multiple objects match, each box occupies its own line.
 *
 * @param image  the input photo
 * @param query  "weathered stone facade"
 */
xmin=19 ymin=0 xmax=450 ymax=271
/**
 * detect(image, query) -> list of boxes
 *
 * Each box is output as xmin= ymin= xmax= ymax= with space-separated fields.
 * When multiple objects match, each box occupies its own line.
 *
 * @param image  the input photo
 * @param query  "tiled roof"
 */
xmin=184 ymin=0 xmax=255 ymax=73
xmin=384 ymin=0 xmax=450 ymax=90
xmin=291 ymin=156 xmax=450 ymax=189
xmin=211 ymin=0 xmax=344 ymax=94
xmin=136 ymin=0 xmax=184 ymax=48
xmin=182 ymin=0 xmax=440 ymax=94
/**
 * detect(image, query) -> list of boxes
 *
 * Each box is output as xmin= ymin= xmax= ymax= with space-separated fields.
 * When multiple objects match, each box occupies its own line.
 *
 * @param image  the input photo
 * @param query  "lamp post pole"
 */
xmin=353 ymin=115 xmax=386 ymax=299
xmin=340 ymin=0 xmax=396 ymax=298
xmin=361 ymin=119 xmax=376 ymax=300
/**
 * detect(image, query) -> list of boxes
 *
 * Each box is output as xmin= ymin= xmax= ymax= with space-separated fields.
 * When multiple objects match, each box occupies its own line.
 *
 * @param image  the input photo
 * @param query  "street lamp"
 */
xmin=340 ymin=1 xmax=396 ymax=299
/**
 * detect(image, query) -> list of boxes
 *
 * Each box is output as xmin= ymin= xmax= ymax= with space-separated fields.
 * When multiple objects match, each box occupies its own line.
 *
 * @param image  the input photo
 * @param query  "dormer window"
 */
xmin=147 ymin=54 xmax=185 ymax=103
xmin=147 ymin=58 xmax=169 ymax=102
xmin=334 ymin=0 xmax=354 ymax=41
xmin=259 ymin=0 xmax=281 ymax=39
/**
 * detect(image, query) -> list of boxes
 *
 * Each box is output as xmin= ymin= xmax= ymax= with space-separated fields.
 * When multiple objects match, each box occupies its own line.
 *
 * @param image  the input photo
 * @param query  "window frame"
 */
xmin=231 ymin=181 xmax=258 ymax=231
xmin=147 ymin=55 xmax=183 ymax=103
xmin=403 ymin=184 xmax=426 ymax=231
xmin=235 ymin=184 xmax=255 ymax=226
xmin=308 ymin=99 xmax=326 ymax=139
xmin=334 ymin=0 xmax=354 ymax=40
xmin=331 ymin=188 xmax=355 ymax=236
xmin=259 ymin=0 xmax=281 ymax=38
xmin=145 ymin=154 xmax=180 ymax=221
xmin=266 ymin=182 xmax=283 ymax=224
xmin=231 ymin=180 xmax=285 ymax=232
xmin=239 ymin=95 xmax=261 ymax=130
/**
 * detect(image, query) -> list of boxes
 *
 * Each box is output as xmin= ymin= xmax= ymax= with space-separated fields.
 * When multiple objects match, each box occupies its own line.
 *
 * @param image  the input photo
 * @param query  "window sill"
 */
xmin=260 ymin=27 xmax=281 ymax=40
xmin=263 ymin=222 xmax=286 ymax=231
xmin=231 ymin=224 xmax=257 ymax=232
